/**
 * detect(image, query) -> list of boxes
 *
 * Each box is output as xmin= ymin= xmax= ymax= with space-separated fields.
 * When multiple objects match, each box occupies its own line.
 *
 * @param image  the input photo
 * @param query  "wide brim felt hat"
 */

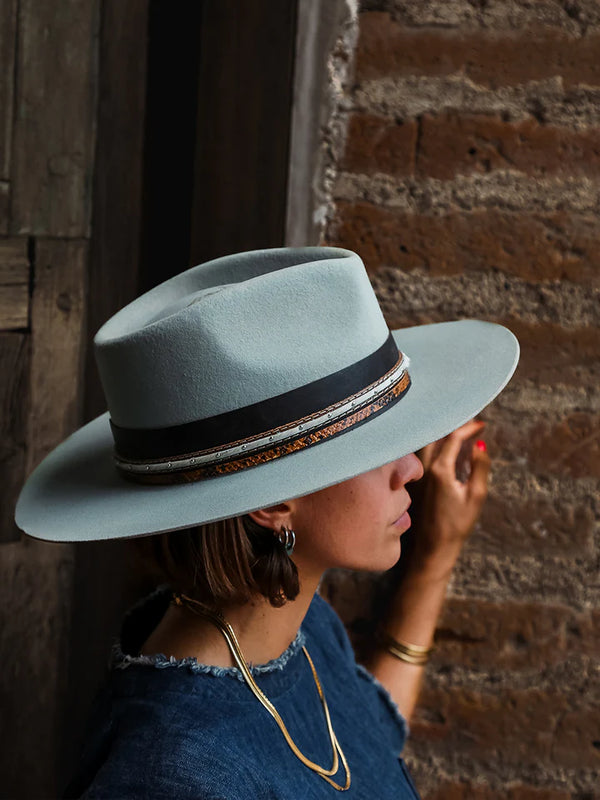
xmin=15 ymin=247 xmax=519 ymax=543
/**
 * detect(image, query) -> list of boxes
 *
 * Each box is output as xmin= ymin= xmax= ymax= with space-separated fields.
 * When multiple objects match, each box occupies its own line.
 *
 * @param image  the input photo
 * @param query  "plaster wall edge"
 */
xmin=285 ymin=0 xmax=359 ymax=247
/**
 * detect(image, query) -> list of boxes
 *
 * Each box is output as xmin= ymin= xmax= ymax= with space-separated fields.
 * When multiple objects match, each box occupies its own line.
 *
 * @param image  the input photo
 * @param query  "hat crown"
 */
xmin=94 ymin=248 xmax=389 ymax=430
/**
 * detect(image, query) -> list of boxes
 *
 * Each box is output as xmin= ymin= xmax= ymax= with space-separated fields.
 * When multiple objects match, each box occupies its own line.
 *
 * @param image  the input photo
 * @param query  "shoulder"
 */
xmin=75 ymin=709 xmax=280 ymax=800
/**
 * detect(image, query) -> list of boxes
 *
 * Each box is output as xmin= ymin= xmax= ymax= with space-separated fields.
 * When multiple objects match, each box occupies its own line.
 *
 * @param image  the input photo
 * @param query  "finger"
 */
xmin=436 ymin=420 xmax=486 ymax=470
xmin=467 ymin=443 xmax=491 ymax=501
xmin=418 ymin=439 xmax=443 ymax=470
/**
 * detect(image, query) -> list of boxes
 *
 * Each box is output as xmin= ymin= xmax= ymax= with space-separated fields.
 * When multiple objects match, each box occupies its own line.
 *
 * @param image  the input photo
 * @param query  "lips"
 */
xmin=392 ymin=499 xmax=412 ymax=527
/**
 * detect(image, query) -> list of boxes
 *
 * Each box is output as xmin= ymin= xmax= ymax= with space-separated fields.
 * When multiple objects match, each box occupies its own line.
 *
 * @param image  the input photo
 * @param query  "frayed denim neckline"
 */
xmin=111 ymin=583 xmax=307 ymax=683
xmin=112 ymin=629 xmax=306 ymax=682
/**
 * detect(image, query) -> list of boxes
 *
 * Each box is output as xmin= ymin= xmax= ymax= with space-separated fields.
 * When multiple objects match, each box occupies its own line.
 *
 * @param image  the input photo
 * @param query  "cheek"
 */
xmin=309 ymin=491 xmax=370 ymax=539
xmin=292 ymin=473 xmax=392 ymax=563
xmin=310 ymin=494 xmax=385 ymax=553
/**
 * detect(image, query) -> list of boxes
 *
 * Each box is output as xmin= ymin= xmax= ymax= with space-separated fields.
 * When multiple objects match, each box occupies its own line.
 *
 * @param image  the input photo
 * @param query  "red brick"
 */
xmin=567 ymin=609 xmax=600 ymax=658
xmin=532 ymin=412 xmax=600 ymax=479
xmin=435 ymin=600 xmax=600 ymax=668
xmin=553 ymin=708 xmax=600 ymax=769
xmin=506 ymin=790 xmax=571 ymax=800
xmin=411 ymin=687 xmax=562 ymax=764
xmin=417 ymin=113 xmax=600 ymax=180
xmin=343 ymin=113 xmax=417 ymax=176
xmin=491 ymin=411 xmax=600 ymax=479
xmin=476 ymin=494 xmax=594 ymax=558
xmin=357 ymin=12 xmax=600 ymax=88
xmin=434 ymin=598 xmax=572 ymax=670
xmin=411 ymin=687 xmax=600 ymax=769
xmin=508 ymin=790 xmax=572 ymax=800
xmin=499 ymin=321 xmax=600 ymax=385
xmin=423 ymin=782 xmax=571 ymax=800
xmin=329 ymin=201 xmax=600 ymax=283
xmin=423 ymin=781 xmax=492 ymax=800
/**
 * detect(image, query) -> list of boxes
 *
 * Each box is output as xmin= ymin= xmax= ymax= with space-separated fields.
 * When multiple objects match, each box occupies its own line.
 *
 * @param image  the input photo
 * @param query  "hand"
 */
xmin=412 ymin=419 xmax=490 ymax=570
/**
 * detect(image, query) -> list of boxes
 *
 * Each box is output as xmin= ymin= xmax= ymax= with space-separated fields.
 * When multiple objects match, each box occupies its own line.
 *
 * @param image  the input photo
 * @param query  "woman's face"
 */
xmin=289 ymin=453 xmax=424 ymax=576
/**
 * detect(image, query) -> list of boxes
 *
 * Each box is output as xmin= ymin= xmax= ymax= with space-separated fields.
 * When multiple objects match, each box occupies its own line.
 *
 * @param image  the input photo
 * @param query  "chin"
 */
xmin=347 ymin=544 xmax=402 ymax=574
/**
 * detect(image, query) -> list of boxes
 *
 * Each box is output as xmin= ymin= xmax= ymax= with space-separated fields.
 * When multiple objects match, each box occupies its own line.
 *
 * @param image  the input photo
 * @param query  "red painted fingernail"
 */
xmin=476 ymin=439 xmax=487 ymax=452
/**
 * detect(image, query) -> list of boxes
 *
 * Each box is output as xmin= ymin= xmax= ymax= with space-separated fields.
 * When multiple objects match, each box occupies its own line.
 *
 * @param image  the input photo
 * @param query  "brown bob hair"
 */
xmin=132 ymin=515 xmax=300 ymax=609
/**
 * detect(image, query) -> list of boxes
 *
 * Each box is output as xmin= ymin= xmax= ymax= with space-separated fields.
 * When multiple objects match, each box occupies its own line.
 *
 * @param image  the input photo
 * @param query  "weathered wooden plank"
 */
xmin=64 ymin=0 xmax=149 ymax=791
xmin=27 ymin=238 xmax=87 ymax=472
xmin=0 ymin=538 xmax=74 ymax=797
xmin=0 ymin=285 xmax=28 ymax=329
xmin=189 ymin=0 xmax=297 ymax=263
xmin=11 ymin=0 xmax=98 ymax=236
xmin=0 ymin=237 xmax=28 ymax=282
xmin=0 ymin=332 xmax=29 ymax=543
xmin=2 ymin=237 xmax=86 ymax=793
xmin=0 ymin=180 xmax=9 ymax=234
xmin=84 ymin=0 xmax=148 ymax=420
xmin=0 ymin=237 xmax=29 ymax=329
xmin=0 ymin=0 xmax=17 ymax=180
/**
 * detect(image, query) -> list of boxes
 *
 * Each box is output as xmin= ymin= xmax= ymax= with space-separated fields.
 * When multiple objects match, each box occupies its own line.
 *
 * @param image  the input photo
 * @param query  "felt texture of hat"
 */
xmin=15 ymin=247 xmax=520 ymax=543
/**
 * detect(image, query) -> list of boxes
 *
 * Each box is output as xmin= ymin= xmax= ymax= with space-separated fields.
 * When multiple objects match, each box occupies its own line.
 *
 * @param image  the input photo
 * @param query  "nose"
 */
xmin=390 ymin=452 xmax=424 ymax=490
xmin=412 ymin=452 xmax=425 ymax=482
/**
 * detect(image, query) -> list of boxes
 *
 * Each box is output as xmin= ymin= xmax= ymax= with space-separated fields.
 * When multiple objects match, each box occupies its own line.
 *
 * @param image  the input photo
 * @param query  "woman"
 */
xmin=16 ymin=247 xmax=519 ymax=798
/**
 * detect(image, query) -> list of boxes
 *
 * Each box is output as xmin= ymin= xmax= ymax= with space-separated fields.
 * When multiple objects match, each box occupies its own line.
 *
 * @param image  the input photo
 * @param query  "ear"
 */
xmin=247 ymin=502 xmax=294 ymax=531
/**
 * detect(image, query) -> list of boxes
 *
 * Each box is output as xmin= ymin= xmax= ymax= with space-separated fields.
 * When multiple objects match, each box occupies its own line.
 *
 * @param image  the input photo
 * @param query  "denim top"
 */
xmin=64 ymin=586 xmax=421 ymax=799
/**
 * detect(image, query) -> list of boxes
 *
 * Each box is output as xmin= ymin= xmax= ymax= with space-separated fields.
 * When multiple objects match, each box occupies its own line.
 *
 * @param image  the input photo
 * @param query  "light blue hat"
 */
xmin=15 ymin=247 xmax=519 ymax=542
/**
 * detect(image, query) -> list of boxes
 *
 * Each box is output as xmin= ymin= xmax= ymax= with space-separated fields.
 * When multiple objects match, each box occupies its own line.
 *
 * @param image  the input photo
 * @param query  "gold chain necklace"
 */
xmin=172 ymin=592 xmax=351 ymax=792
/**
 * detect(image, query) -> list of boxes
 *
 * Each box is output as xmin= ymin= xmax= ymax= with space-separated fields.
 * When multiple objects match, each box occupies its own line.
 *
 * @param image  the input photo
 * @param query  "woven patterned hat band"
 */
xmin=112 ymin=333 xmax=411 ymax=485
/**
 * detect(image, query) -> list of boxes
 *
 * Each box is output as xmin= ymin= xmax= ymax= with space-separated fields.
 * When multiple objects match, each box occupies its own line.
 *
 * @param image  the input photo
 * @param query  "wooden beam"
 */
xmin=0 ymin=538 xmax=75 ymax=796
xmin=10 ymin=0 xmax=98 ymax=236
xmin=189 ymin=0 xmax=297 ymax=264
xmin=0 ymin=0 xmax=17 ymax=180
xmin=0 ymin=332 xmax=29 ymax=543
xmin=27 ymin=238 xmax=87 ymax=472
xmin=4 ymin=235 xmax=87 ymax=791
xmin=0 ymin=237 xmax=29 ymax=330
xmin=0 ymin=181 xmax=9 ymax=234
xmin=84 ymin=0 xmax=149 ymax=421
xmin=65 ymin=1 xmax=150 ymax=789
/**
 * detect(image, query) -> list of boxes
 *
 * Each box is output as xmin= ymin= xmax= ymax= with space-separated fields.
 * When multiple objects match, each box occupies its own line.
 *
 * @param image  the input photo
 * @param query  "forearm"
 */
xmin=365 ymin=545 xmax=461 ymax=722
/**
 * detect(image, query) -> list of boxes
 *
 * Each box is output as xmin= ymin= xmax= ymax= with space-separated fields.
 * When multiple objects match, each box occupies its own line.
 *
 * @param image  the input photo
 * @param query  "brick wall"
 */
xmin=321 ymin=2 xmax=600 ymax=796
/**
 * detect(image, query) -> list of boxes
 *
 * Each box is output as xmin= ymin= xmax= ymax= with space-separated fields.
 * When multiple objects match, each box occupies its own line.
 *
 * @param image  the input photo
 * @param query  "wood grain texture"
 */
xmin=0 ymin=237 xmax=29 ymax=329
xmin=0 ymin=0 xmax=16 ymax=180
xmin=11 ymin=0 xmax=99 ymax=236
xmin=0 ymin=537 xmax=74 ymax=796
xmin=64 ymin=0 xmax=150 ymax=788
xmin=84 ymin=0 xmax=148 ymax=420
xmin=190 ymin=0 xmax=297 ymax=263
xmin=0 ymin=332 xmax=29 ymax=543
xmin=27 ymin=238 xmax=87 ymax=473
xmin=0 ymin=180 xmax=9 ymax=234
xmin=63 ymin=0 xmax=150 ymax=791
xmin=0 ymin=284 xmax=28 ymax=329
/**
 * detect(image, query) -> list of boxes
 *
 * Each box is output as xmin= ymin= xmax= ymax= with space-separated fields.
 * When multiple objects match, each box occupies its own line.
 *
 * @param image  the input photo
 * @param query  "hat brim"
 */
xmin=15 ymin=320 xmax=519 ymax=543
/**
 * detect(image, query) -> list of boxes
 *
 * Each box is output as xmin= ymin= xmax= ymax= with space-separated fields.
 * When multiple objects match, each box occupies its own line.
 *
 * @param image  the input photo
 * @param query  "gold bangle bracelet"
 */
xmin=378 ymin=632 xmax=434 ymax=666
